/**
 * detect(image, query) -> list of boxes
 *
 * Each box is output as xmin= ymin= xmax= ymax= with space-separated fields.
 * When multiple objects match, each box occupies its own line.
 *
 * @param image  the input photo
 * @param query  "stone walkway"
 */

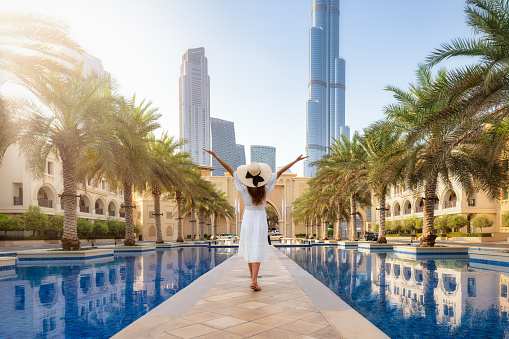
xmin=113 ymin=247 xmax=388 ymax=339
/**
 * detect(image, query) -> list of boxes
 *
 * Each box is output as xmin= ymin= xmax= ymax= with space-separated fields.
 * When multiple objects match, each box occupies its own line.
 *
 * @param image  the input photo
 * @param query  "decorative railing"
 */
xmin=385 ymin=211 xmax=391 ymax=217
xmin=38 ymin=199 xmax=53 ymax=208
xmin=80 ymin=206 xmax=90 ymax=213
xmin=394 ymin=210 xmax=400 ymax=216
xmin=444 ymin=201 xmax=457 ymax=209
xmin=119 ymin=212 xmax=125 ymax=218
xmin=109 ymin=211 xmax=116 ymax=217
xmin=13 ymin=196 xmax=22 ymax=206
xmin=95 ymin=208 xmax=104 ymax=215
xmin=403 ymin=208 xmax=411 ymax=215
xmin=416 ymin=206 xmax=424 ymax=213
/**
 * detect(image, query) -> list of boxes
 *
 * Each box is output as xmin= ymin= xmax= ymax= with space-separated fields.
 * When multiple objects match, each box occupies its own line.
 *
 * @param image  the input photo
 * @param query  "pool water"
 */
xmin=280 ymin=246 xmax=509 ymax=339
xmin=0 ymin=247 xmax=236 ymax=339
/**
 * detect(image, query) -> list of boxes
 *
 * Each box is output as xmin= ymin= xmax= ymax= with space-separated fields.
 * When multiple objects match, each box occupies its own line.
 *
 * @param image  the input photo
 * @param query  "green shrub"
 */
xmin=437 ymin=233 xmax=447 ymax=237
xmin=77 ymin=218 xmax=93 ymax=234
xmin=415 ymin=218 xmax=423 ymax=230
xmin=434 ymin=215 xmax=451 ymax=231
xmin=503 ymin=211 xmax=509 ymax=228
xmin=328 ymin=229 xmax=333 ymax=235
xmin=471 ymin=214 xmax=494 ymax=231
xmin=447 ymin=232 xmax=462 ymax=237
xmin=134 ymin=225 xmax=141 ymax=234
xmin=48 ymin=215 xmax=63 ymax=232
xmin=23 ymin=205 xmax=49 ymax=234
xmin=186 ymin=235 xmax=191 ymax=239
xmin=402 ymin=216 xmax=419 ymax=232
xmin=93 ymin=220 xmax=108 ymax=234
xmin=295 ymin=233 xmax=306 ymax=238
xmin=447 ymin=214 xmax=468 ymax=230
xmin=373 ymin=223 xmax=379 ymax=232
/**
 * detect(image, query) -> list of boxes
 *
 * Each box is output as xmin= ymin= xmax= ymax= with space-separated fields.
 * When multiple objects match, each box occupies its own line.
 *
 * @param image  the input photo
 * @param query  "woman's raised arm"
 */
xmin=203 ymin=148 xmax=234 ymax=176
xmin=277 ymin=155 xmax=309 ymax=179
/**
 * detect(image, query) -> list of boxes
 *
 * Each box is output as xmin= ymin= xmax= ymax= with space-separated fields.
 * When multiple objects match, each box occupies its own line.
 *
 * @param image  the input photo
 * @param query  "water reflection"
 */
xmin=0 ymin=247 xmax=236 ymax=339
xmin=281 ymin=247 xmax=509 ymax=339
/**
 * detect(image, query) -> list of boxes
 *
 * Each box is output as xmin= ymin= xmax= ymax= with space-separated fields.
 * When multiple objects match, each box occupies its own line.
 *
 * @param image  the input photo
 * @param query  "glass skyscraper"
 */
xmin=235 ymin=144 xmax=246 ymax=170
xmin=179 ymin=47 xmax=211 ymax=166
xmin=304 ymin=0 xmax=350 ymax=177
xmin=210 ymin=117 xmax=236 ymax=176
xmin=251 ymin=145 xmax=276 ymax=173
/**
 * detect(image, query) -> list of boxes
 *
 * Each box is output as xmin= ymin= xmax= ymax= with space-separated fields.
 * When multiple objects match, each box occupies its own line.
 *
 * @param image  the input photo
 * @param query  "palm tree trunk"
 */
xmin=199 ymin=213 xmax=204 ymax=241
xmin=336 ymin=199 xmax=343 ymax=240
xmin=350 ymin=194 xmax=358 ymax=241
xmin=421 ymin=260 xmax=437 ymax=326
xmin=153 ymin=186 xmax=163 ymax=244
xmin=377 ymin=188 xmax=387 ymax=244
xmin=61 ymin=151 xmax=80 ymax=250
xmin=213 ymin=214 xmax=218 ymax=239
xmin=190 ymin=204 xmax=196 ymax=241
xmin=421 ymin=176 xmax=438 ymax=247
xmin=123 ymin=174 xmax=136 ymax=246
xmin=207 ymin=215 xmax=211 ymax=240
xmin=176 ymin=190 xmax=184 ymax=242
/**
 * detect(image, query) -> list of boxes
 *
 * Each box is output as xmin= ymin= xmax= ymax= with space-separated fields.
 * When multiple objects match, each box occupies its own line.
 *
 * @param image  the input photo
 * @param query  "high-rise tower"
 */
xmin=304 ymin=0 xmax=349 ymax=177
xmin=179 ymin=47 xmax=211 ymax=166
xmin=210 ymin=117 xmax=236 ymax=176
xmin=251 ymin=145 xmax=276 ymax=173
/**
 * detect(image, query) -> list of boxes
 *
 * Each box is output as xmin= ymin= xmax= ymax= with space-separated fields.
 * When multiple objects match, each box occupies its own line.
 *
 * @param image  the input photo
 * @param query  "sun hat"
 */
xmin=236 ymin=162 xmax=273 ymax=188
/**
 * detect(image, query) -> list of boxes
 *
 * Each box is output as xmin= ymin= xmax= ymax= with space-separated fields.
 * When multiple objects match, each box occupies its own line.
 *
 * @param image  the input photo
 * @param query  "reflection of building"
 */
xmin=250 ymin=145 xmax=276 ymax=172
xmin=210 ymin=118 xmax=236 ymax=176
xmin=179 ymin=47 xmax=211 ymax=166
xmin=371 ymin=181 xmax=502 ymax=235
xmin=304 ymin=0 xmax=349 ymax=177
xmin=370 ymin=255 xmax=500 ymax=328
xmin=0 ymin=248 xmax=234 ymax=338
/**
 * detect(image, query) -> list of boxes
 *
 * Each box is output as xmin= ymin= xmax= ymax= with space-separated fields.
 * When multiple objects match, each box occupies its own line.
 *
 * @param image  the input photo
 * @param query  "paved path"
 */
xmin=113 ymin=247 xmax=388 ymax=339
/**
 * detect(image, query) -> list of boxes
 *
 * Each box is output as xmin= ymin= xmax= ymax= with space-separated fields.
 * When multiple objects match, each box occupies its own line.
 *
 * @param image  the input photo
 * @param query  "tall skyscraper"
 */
xmin=251 ymin=145 xmax=276 ymax=173
xmin=304 ymin=0 xmax=350 ymax=177
xmin=179 ymin=47 xmax=211 ymax=166
xmin=235 ymin=144 xmax=246 ymax=170
xmin=210 ymin=118 xmax=236 ymax=176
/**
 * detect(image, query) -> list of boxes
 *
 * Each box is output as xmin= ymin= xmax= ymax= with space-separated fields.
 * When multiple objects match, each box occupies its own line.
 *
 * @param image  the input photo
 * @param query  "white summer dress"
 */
xmin=234 ymin=171 xmax=277 ymax=263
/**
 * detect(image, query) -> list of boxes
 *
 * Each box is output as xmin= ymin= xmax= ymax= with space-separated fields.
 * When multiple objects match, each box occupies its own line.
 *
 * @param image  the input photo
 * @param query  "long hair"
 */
xmin=247 ymin=186 xmax=266 ymax=206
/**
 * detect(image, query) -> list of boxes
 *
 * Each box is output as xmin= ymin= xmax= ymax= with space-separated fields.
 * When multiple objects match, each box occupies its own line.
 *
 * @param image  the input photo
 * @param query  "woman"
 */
xmin=204 ymin=148 xmax=307 ymax=291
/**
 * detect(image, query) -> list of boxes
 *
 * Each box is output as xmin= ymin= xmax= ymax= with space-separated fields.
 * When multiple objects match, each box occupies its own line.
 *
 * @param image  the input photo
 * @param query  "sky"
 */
xmin=1 ymin=0 xmax=476 ymax=176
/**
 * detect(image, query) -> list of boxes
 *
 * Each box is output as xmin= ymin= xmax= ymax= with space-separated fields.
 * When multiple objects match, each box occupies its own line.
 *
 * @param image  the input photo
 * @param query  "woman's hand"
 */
xmin=296 ymin=154 xmax=309 ymax=162
xmin=203 ymin=148 xmax=216 ymax=156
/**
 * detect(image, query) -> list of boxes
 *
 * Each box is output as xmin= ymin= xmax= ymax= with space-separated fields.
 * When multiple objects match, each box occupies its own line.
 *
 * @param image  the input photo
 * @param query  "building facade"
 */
xmin=250 ymin=145 xmax=276 ymax=172
xmin=235 ymin=144 xmax=246 ymax=170
xmin=179 ymin=47 xmax=211 ymax=166
xmin=210 ymin=118 xmax=236 ymax=176
xmin=304 ymin=0 xmax=350 ymax=177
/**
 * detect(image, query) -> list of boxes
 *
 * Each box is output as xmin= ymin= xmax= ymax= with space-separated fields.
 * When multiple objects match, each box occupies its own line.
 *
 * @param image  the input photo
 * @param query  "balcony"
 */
xmin=394 ymin=210 xmax=400 ymax=216
xmin=95 ymin=208 xmax=104 ymax=215
xmin=385 ymin=211 xmax=391 ymax=218
xmin=403 ymin=208 xmax=411 ymax=215
xmin=434 ymin=204 xmax=439 ymax=210
xmin=13 ymin=196 xmax=22 ymax=206
xmin=468 ymin=199 xmax=476 ymax=207
xmin=109 ymin=211 xmax=116 ymax=217
xmin=416 ymin=206 xmax=424 ymax=213
xmin=80 ymin=206 xmax=90 ymax=213
xmin=38 ymin=199 xmax=53 ymax=208
xmin=444 ymin=201 xmax=457 ymax=209
xmin=119 ymin=212 xmax=125 ymax=218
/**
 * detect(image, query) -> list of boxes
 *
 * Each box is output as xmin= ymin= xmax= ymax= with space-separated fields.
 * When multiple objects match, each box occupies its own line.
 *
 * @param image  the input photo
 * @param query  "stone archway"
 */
xmin=265 ymin=200 xmax=280 ymax=232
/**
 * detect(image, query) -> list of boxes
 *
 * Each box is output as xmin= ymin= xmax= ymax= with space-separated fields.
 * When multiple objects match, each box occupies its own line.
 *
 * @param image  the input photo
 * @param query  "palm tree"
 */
xmin=0 ymin=12 xmax=83 ymax=85
xmin=86 ymin=95 xmax=161 ymax=246
xmin=181 ymin=174 xmax=216 ymax=241
xmin=208 ymin=191 xmax=234 ymax=239
xmin=14 ymin=70 xmax=117 ymax=250
xmin=384 ymin=65 xmax=504 ymax=246
xmin=360 ymin=121 xmax=405 ymax=243
xmin=145 ymin=132 xmax=195 ymax=243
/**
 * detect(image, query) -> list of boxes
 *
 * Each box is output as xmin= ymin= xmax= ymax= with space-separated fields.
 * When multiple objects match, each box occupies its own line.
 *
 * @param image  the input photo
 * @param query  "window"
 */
xmin=468 ymin=278 xmax=476 ymax=297
xmin=47 ymin=161 xmax=54 ymax=175
xmin=501 ymin=284 xmax=507 ymax=298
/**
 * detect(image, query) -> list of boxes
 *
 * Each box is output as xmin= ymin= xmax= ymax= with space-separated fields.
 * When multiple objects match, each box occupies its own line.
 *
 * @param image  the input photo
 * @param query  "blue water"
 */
xmin=280 ymin=246 xmax=509 ymax=339
xmin=0 ymin=247 xmax=236 ymax=339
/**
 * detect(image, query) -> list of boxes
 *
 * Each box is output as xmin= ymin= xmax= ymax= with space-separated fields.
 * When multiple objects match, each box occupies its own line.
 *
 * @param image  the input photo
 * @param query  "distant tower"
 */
xmin=304 ymin=0 xmax=349 ymax=177
xmin=210 ymin=118 xmax=236 ymax=176
xmin=251 ymin=145 xmax=276 ymax=173
xmin=235 ymin=144 xmax=246 ymax=170
xmin=179 ymin=47 xmax=211 ymax=166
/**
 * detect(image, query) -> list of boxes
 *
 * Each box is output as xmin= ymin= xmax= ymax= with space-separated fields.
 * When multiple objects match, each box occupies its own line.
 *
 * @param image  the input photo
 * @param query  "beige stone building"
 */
xmin=134 ymin=168 xmax=312 ymax=242
xmin=0 ymin=144 xmax=125 ymax=222
xmin=370 ymin=180 xmax=506 ymax=235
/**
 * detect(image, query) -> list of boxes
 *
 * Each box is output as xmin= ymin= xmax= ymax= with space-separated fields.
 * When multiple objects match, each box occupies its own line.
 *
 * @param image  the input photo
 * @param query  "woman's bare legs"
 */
xmin=248 ymin=262 xmax=261 ymax=290
xmin=248 ymin=263 xmax=253 ymax=279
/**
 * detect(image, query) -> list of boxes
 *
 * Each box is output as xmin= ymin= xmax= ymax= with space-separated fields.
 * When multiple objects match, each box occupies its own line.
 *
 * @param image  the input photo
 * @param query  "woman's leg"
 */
xmin=251 ymin=262 xmax=260 ymax=285
xmin=248 ymin=263 xmax=253 ymax=280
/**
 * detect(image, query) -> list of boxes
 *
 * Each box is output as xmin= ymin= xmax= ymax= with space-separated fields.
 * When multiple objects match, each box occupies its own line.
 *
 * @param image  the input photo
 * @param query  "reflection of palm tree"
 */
xmin=350 ymin=250 xmax=357 ymax=297
xmin=421 ymin=260 xmax=437 ymax=328
xmin=62 ymin=265 xmax=81 ymax=338
xmin=378 ymin=253 xmax=387 ymax=306
xmin=154 ymin=250 xmax=163 ymax=305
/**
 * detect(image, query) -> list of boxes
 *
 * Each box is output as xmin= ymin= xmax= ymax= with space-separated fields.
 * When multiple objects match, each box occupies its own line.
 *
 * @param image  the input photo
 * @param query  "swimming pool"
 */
xmin=0 ymin=247 xmax=236 ymax=339
xmin=280 ymin=246 xmax=509 ymax=339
